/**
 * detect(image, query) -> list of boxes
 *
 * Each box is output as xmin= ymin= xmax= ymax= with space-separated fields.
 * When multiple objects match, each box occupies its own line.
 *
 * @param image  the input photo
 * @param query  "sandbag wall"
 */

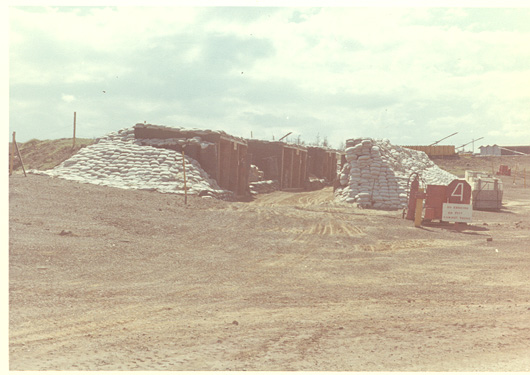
xmin=30 ymin=127 xmax=231 ymax=198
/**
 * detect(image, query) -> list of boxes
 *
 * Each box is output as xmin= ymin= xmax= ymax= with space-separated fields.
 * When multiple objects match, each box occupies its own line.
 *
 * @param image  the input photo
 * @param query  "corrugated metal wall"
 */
xmin=404 ymin=145 xmax=456 ymax=157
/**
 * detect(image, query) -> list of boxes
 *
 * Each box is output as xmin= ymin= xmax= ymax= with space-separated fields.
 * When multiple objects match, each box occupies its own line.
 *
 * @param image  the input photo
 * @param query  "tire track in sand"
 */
xmin=292 ymin=219 xmax=365 ymax=242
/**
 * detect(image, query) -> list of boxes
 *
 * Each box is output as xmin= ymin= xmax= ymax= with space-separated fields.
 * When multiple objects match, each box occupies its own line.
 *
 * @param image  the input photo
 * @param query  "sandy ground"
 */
xmin=8 ymin=171 xmax=530 ymax=371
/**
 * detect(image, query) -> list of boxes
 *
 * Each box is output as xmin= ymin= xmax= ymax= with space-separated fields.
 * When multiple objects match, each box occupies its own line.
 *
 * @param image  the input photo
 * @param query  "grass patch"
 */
xmin=10 ymin=138 xmax=95 ymax=171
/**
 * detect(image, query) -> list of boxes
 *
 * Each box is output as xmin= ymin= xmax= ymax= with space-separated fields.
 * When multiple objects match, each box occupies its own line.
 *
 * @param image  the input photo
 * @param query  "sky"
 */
xmin=6 ymin=1 xmax=530 ymax=151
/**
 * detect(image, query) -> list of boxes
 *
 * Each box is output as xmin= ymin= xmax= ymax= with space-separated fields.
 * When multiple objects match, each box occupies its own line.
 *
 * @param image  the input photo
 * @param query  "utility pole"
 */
xmin=73 ymin=111 xmax=76 ymax=148
xmin=10 ymin=132 xmax=27 ymax=177
xmin=457 ymin=137 xmax=483 ymax=153
xmin=14 ymin=136 xmax=27 ymax=177
xmin=10 ymin=132 xmax=15 ymax=175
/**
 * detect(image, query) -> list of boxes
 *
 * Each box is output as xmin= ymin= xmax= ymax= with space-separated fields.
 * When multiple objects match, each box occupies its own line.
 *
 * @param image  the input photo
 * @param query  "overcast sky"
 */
xmin=7 ymin=2 xmax=530 ymax=150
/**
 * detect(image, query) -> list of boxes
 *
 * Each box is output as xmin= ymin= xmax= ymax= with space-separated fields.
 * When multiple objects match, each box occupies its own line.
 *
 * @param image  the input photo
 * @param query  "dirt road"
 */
xmin=9 ymin=173 xmax=530 ymax=371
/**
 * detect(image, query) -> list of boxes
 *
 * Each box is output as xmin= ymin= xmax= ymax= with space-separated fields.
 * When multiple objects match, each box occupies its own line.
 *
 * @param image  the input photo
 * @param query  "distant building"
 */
xmin=479 ymin=144 xmax=530 ymax=156
xmin=479 ymin=145 xmax=501 ymax=156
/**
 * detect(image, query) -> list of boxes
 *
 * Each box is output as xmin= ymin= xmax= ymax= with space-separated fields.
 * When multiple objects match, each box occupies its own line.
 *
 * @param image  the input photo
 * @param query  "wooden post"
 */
xmin=14 ymin=139 xmax=27 ymax=177
xmin=10 ymin=132 xmax=15 ymax=175
xmin=414 ymin=188 xmax=424 ymax=227
xmin=513 ymin=165 xmax=517 ymax=184
xmin=182 ymin=149 xmax=187 ymax=205
xmin=73 ymin=111 xmax=76 ymax=148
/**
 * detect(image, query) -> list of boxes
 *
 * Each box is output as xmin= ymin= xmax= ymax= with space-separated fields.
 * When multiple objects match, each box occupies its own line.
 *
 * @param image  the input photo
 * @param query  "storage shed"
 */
xmin=247 ymin=140 xmax=308 ymax=190
xmin=479 ymin=145 xmax=501 ymax=156
xmin=134 ymin=123 xmax=250 ymax=197
xmin=307 ymin=146 xmax=340 ymax=182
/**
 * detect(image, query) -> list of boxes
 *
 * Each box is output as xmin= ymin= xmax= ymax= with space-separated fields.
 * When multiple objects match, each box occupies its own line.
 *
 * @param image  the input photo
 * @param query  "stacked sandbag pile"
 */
xmin=247 ymin=164 xmax=279 ymax=195
xmin=249 ymin=164 xmax=265 ymax=183
xmin=335 ymin=137 xmax=457 ymax=210
xmin=29 ymin=127 xmax=232 ymax=199
xmin=249 ymin=180 xmax=279 ymax=195
xmin=308 ymin=177 xmax=326 ymax=191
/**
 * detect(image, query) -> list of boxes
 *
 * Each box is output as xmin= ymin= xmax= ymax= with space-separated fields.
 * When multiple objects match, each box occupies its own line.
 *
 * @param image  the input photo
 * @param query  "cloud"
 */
xmin=8 ymin=6 xmax=530 ymax=148
xmin=61 ymin=94 xmax=76 ymax=102
xmin=202 ymin=6 xmax=281 ymax=23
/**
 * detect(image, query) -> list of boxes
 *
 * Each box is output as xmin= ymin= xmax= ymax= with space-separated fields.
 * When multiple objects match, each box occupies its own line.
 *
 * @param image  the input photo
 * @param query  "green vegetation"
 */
xmin=9 ymin=138 xmax=95 ymax=171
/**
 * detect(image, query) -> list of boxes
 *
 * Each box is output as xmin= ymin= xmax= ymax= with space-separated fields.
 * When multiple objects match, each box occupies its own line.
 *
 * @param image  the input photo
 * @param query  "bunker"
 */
xmin=307 ymin=146 xmax=340 ymax=183
xmin=247 ymin=140 xmax=308 ymax=190
xmin=134 ymin=123 xmax=250 ymax=197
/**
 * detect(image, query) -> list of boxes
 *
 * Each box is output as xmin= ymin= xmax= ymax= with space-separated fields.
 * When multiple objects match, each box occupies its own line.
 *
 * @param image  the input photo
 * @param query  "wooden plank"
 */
xmin=332 ymin=152 xmax=338 ymax=180
xmin=326 ymin=152 xmax=332 ymax=181
xmin=216 ymin=140 xmax=222 ymax=186
xmin=301 ymin=151 xmax=307 ymax=187
xmin=218 ymin=140 xmax=224 ymax=188
xmin=322 ymin=151 xmax=329 ymax=180
xmin=237 ymin=144 xmax=249 ymax=196
xmin=289 ymin=149 xmax=294 ymax=189
xmin=292 ymin=149 xmax=299 ymax=188
xmin=14 ymin=140 xmax=27 ymax=177
xmin=229 ymin=142 xmax=239 ymax=192
xmin=220 ymin=134 xmax=247 ymax=146
xmin=280 ymin=147 xmax=285 ymax=189
xmin=236 ymin=144 xmax=242 ymax=195
xmin=297 ymin=150 xmax=303 ymax=188
xmin=219 ymin=140 xmax=231 ymax=189
xmin=235 ymin=144 xmax=240 ymax=195
xmin=225 ymin=141 xmax=232 ymax=189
